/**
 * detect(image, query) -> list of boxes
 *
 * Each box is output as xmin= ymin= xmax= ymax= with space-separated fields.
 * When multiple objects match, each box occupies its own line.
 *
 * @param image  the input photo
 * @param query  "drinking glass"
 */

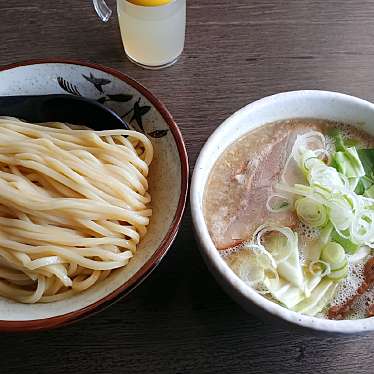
xmin=93 ymin=0 xmax=186 ymax=69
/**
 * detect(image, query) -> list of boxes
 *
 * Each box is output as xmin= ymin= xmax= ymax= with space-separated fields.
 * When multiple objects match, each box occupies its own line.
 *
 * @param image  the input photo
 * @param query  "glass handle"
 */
xmin=92 ymin=0 xmax=113 ymax=22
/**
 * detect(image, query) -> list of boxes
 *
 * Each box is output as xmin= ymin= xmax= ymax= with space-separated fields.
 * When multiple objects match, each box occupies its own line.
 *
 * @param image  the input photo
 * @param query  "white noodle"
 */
xmin=0 ymin=117 xmax=153 ymax=303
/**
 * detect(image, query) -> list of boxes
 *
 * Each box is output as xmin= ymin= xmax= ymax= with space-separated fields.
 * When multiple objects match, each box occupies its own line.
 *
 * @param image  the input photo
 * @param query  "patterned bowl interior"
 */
xmin=0 ymin=62 xmax=183 ymax=322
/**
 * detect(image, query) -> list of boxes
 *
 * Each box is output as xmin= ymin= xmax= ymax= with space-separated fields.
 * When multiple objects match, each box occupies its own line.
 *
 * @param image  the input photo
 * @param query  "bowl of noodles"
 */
xmin=0 ymin=59 xmax=188 ymax=331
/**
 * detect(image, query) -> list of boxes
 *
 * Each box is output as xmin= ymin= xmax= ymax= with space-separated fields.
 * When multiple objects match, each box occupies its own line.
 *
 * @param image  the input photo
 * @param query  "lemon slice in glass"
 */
xmin=128 ymin=0 xmax=172 ymax=6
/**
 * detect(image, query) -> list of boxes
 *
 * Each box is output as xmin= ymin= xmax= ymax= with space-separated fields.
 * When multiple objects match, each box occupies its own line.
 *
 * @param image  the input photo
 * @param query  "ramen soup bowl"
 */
xmin=191 ymin=90 xmax=374 ymax=334
xmin=0 ymin=60 xmax=188 ymax=331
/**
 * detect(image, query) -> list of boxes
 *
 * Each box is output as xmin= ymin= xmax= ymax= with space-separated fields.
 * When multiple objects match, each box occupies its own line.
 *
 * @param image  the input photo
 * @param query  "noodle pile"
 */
xmin=0 ymin=117 xmax=153 ymax=303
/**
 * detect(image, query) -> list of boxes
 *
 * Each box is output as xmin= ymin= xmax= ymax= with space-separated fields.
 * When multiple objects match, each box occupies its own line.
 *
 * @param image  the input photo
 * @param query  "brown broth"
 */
xmin=203 ymin=118 xmax=374 ymax=319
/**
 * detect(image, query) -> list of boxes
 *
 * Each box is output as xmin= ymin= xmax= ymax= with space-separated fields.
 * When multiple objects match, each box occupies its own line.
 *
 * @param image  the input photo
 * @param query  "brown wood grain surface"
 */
xmin=1 ymin=0 xmax=374 ymax=373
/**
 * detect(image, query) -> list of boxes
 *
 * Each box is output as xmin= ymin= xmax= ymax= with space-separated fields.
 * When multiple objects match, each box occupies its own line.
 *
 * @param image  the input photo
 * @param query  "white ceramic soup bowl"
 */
xmin=191 ymin=90 xmax=374 ymax=334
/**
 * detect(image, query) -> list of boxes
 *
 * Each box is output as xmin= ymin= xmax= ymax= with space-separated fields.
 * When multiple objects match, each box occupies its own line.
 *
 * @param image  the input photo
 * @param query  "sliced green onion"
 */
xmin=327 ymin=262 xmax=349 ymax=280
xmin=327 ymin=197 xmax=354 ymax=231
xmin=351 ymin=210 xmax=374 ymax=245
xmin=321 ymin=242 xmax=346 ymax=271
xmin=266 ymin=193 xmax=291 ymax=213
xmin=308 ymin=260 xmax=331 ymax=278
xmin=295 ymin=197 xmax=328 ymax=227
xmin=319 ymin=224 xmax=333 ymax=246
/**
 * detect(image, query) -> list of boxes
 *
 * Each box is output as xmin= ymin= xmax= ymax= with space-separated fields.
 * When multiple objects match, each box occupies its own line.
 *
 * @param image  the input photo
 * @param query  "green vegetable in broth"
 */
xmin=331 ymin=229 xmax=360 ymax=254
xmin=329 ymin=129 xmax=374 ymax=194
xmin=357 ymin=149 xmax=374 ymax=176
xmin=333 ymin=147 xmax=365 ymax=179
xmin=356 ymin=148 xmax=374 ymax=196
xmin=329 ymin=128 xmax=346 ymax=152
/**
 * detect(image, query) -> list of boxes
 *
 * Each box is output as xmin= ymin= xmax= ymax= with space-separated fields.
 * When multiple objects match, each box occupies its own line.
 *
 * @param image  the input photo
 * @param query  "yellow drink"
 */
xmin=117 ymin=0 xmax=186 ymax=69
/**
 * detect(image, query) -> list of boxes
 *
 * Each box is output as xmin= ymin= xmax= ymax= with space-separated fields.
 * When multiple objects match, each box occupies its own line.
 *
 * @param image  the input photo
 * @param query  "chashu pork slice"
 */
xmin=212 ymin=127 xmax=309 ymax=251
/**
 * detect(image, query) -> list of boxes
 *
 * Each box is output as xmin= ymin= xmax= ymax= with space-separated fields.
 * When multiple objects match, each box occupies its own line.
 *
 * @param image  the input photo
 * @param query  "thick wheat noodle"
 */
xmin=34 ymin=139 xmax=148 ymax=199
xmin=7 ymin=153 xmax=150 ymax=207
xmin=0 ymin=182 xmax=151 ymax=224
xmin=0 ymin=141 xmax=150 ymax=176
xmin=0 ymin=227 xmax=135 ymax=250
xmin=0 ymin=217 xmax=127 ymax=243
xmin=0 ymin=117 xmax=153 ymax=303
xmin=0 ymin=124 xmax=152 ymax=166
xmin=0 ymin=235 xmax=135 ymax=261
xmin=42 ymin=141 xmax=148 ymax=203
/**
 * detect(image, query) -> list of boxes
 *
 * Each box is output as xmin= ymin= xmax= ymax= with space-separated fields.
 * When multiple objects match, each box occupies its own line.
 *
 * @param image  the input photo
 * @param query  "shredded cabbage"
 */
xmin=264 ymin=268 xmax=322 ymax=309
xmin=293 ymin=279 xmax=338 ymax=316
xmin=254 ymin=225 xmax=304 ymax=290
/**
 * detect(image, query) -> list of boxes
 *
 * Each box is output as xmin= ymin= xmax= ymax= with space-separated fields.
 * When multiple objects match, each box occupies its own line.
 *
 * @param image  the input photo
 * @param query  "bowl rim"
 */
xmin=0 ymin=58 xmax=189 ymax=332
xmin=191 ymin=90 xmax=374 ymax=334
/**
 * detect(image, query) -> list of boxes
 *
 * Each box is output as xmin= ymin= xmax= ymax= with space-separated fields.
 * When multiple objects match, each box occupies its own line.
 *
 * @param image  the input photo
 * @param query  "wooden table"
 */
xmin=1 ymin=1 xmax=374 ymax=373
